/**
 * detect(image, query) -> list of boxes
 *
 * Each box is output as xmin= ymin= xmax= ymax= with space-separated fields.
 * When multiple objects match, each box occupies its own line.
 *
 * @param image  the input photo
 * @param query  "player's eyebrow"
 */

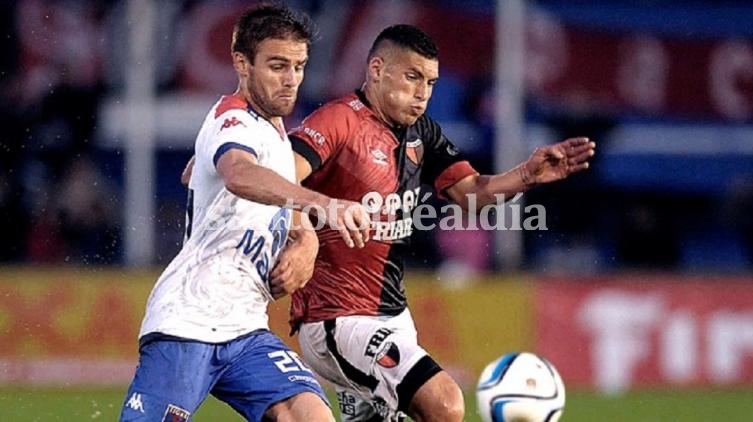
xmin=267 ymin=55 xmax=308 ymax=65
xmin=267 ymin=55 xmax=292 ymax=63
xmin=408 ymin=66 xmax=439 ymax=82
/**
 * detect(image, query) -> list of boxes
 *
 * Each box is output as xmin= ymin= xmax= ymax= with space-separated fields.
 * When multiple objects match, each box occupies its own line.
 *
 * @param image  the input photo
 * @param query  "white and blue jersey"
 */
xmin=121 ymin=94 xmax=327 ymax=422
xmin=139 ymin=94 xmax=296 ymax=344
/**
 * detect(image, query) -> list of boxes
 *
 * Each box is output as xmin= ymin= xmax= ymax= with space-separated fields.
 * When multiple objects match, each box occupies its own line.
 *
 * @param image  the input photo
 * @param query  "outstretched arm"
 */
xmin=445 ymin=137 xmax=596 ymax=210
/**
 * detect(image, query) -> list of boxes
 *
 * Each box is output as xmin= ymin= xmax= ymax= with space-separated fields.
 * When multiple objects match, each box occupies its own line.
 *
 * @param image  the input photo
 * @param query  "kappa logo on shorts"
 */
xmin=376 ymin=341 xmax=401 ymax=368
xmin=126 ymin=392 xmax=145 ymax=413
xmin=162 ymin=404 xmax=190 ymax=422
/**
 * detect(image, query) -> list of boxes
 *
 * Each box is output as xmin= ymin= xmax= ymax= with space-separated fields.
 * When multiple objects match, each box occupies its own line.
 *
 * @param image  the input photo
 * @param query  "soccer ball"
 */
xmin=476 ymin=352 xmax=565 ymax=422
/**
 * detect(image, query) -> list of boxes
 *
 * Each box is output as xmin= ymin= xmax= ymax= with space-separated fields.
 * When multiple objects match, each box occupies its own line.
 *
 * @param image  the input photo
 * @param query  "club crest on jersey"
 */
xmin=371 ymin=148 xmax=388 ymax=165
xmin=376 ymin=342 xmax=401 ymax=368
xmin=162 ymin=404 xmax=190 ymax=422
xmin=220 ymin=116 xmax=246 ymax=131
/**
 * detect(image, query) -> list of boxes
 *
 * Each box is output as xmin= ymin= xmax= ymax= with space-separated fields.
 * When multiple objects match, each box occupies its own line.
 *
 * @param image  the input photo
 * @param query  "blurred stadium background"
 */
xmin=1 ymin=0 xmax=752 ymax=420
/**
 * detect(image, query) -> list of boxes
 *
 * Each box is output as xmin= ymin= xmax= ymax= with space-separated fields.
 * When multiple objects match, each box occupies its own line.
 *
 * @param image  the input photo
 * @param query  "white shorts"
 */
xmin=298 ymin=308 xmax=442 ymax=421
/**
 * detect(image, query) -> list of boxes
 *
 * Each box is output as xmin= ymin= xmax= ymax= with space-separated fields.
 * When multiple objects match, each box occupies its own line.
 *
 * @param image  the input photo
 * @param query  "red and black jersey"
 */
xmin=289 ymin=90 xmax=477 ymax=328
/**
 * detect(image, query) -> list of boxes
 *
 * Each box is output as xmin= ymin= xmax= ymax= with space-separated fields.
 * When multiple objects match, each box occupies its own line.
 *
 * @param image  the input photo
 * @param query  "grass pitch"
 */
xmin=1 ymin=387 xmax=752 ymax=421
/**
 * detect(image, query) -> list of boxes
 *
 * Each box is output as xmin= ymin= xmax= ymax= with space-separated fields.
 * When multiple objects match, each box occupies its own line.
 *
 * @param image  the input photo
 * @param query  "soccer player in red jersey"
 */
xmin=288 ymin=25 xmax=595 ymax=421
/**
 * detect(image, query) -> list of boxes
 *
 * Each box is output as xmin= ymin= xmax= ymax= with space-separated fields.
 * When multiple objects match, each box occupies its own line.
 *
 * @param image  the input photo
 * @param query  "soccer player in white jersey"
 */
xmin=119 ymin=5 xmax=369 ymax=422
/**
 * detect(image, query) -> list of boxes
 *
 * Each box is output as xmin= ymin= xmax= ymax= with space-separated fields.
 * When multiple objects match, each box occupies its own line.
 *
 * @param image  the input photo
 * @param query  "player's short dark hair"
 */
xmin=232 ymin=3 xmax=316 ymax=61
xmin=368 ymin=24 xmax=438 ymax=61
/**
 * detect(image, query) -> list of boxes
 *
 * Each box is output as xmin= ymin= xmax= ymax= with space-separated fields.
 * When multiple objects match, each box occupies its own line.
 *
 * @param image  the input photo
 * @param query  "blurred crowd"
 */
xmin=1 ymin=0 xmax=751 ymax=272
xmin=0 ymin=2 xmax=118 ymax=264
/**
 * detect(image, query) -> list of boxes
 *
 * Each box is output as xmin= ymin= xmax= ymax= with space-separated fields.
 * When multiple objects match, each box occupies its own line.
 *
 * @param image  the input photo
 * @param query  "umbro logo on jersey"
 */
xmin=220 ymin=116 xmax=246 ymax=130
xmin=371 ymin=148 xmax=388 ymax=165
xmin=126 ymin=392 xmax=145 ymax=413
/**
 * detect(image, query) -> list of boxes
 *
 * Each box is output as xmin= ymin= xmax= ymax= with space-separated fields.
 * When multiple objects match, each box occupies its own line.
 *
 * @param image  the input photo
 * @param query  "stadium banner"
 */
xmin=0 ymin=268 xmax=154 ymax=386
xmin=332 ymin=5 xmax=752 ymax=120
xmin=0 ymin=269 xmax=531 ymax=387
xmin=534 ymin=275 xmax=753 ymax=393
xmin=16 ymin=1 xmax=751 ymax=123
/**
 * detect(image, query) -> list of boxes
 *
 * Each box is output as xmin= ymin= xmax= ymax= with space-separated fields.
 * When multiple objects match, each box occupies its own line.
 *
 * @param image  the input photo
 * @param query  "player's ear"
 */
xmin=233 ymin=52 xmax=251 ymax=76
xmin=367 ymin=55 xmax=385 ymax=81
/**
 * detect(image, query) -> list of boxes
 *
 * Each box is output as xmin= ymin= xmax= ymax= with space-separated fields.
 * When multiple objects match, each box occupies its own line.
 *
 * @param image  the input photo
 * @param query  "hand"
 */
xmin=521 ymin=137 xmax=595 ymax=186
xmin=325 ymin=200 xmax=371 ymax=249
xmin=268 ymin=230 xmax=318 ymax=299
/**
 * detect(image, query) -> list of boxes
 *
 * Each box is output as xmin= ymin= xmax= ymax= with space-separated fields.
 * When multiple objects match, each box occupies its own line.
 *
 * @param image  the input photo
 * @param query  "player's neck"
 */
xmin=235 ymin=87 xmax=285 ymax=133
xmin=362 ymin=84 xmax=400 ymax=129
xmin=236 ymin=86 xmax=268 ymax=119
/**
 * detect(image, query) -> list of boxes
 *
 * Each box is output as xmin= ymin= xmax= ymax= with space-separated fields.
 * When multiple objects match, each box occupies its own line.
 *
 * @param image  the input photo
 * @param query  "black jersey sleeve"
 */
xmin=417 ymin=115 xmax=478 ymax=193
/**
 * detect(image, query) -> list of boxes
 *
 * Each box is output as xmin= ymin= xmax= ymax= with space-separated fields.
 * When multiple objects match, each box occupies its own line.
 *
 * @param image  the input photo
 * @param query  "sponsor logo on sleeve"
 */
xmin=303 ymin=127 xmax=326 ymax=145
xmin=348 ymin=99 xmax=364 ymax=111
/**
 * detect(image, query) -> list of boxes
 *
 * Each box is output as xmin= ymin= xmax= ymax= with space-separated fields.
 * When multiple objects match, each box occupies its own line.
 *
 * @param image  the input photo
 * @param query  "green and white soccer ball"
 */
xmin=476 ymin=352 xmax=566 ymax=422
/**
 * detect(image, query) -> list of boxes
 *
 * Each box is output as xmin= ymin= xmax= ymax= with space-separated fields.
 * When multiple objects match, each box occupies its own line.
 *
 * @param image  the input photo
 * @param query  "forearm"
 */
xmin=457 ymin=164 xmax=533 ymax=210
xmin=224 ymin=161 xmax=331 ymax=210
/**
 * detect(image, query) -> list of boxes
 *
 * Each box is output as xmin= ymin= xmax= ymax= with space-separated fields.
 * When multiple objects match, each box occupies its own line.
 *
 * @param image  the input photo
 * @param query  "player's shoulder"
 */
xmin=214 ymin=94 xmax=247 ymax=117
xmin=412 ymin=113 xmax=443 ymax=143
xmin=307 ymin=93 xmax=365 ymax=121
xmin=414 ymin=113 xmax=440 ymax=130
xmin=212 ymin=94 xmax=264 ymax=126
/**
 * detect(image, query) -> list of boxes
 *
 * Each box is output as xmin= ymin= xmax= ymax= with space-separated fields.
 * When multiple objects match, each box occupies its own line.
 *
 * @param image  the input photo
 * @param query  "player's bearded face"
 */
xmin=245 ymin=38 xmax=308 ymax=118
xmin=378 ymin=49 xmax=438 ymax=127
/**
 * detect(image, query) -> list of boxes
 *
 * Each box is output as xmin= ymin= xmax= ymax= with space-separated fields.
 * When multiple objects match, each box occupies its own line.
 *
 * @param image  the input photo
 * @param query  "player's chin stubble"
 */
xmin=259 ymin=96 xmax=295 ymax=118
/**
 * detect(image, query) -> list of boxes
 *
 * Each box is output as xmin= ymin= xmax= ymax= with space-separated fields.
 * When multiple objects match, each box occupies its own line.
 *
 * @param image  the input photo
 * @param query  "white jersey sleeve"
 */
xmin=139 ymin=94 xmax=297 ymax=343
xmin=198 ymin=109 xmax=265 ymax=172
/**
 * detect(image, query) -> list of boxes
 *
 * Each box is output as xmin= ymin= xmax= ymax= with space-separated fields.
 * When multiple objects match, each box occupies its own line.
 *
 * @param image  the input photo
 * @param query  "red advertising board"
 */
xmin=534 ymin=276 xmax=753 ymax=392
